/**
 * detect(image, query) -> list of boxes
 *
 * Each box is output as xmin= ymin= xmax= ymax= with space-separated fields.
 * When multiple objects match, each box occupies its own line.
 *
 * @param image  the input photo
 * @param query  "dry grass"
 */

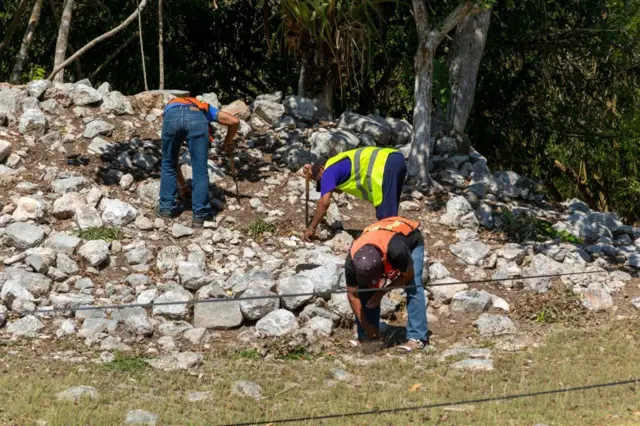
xmin=0 ymin=319 xmax=638 ymax=426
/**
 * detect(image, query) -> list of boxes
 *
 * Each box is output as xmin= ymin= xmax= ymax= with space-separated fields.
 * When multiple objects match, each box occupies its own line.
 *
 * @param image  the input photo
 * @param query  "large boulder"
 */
xmin=193 ymin=298 xmax=243 ymax=330
xmin=371 ymin=116 xmax=413 ymax=146
xmin=0 ymin=139 xmax=11 ymax=162
xmin=19 ymin=109 xmax=47 ymax=135
xmin=337 ymin=111 xmax=391 ymax=146
xmin=450 ymin=241 xmax=490 ymax=265
xmin=253 ymin=100 xmax=285 ymax=124
xmin=27 ymin=80 xmax=52 ymax=100
xmin=451 ymin=290 xmax=493 ymax=313
xmin=101 ymin=91 xmax=134 ymax=115
xmin=276 ymin=275 xmax=315 ymax=310
xmin=297 ymin=263 xmax=345 ymax=296
xmin=12 ymin=196 xmax=48 ymax=222
xmin=51 ymin=176 xmax=91 ymax=194
xmin=99 ymin=198 xmax=137 ymax=227
xmin=78 ymin=240 xmax=110 ymax=267
xmin=222 ymin=100 xmax=250 ymax=120
xmin=521 ymin=254 xmax=569 ymax=293
xmin=52 ymin=192 xmax=85 ymax=219
xmin=153 ymin=287 xmax=192 ymax=319
xmin=3 ymin=222 xmax=46 ymax=249
xmin=239 ymin=287 xmax=279 ymax=321
xmin=83 ymin=120 xmax=114 ymax=138
xmin=283 ymin=96 xmax=316 ymax=122
xmin=439 ymin=196 xmax=479 ymax=229
xmin=255 ymin=309 xmax=299 ymax=337
xmin=310 ymin=129 xmax=360 ymax=158
xmin=44 ymin=232 xmax=81 ymax=254
xmin=0 ymin=88 xmax=26 ymax=122
xmin=70 ymin=84 xmax=103 ymax=106
xmin=473 ymin=314 xmax=517 ymax=337
xmin=7 ymin=315 xmax=44 ymax=337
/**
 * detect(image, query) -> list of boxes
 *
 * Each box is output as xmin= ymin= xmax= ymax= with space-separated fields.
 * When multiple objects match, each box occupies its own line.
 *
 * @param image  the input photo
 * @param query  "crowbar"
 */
xmin=226 ymin=143 xmax=240 ymax=204
xmin=305 ymin=167 xmax=310 ymax=227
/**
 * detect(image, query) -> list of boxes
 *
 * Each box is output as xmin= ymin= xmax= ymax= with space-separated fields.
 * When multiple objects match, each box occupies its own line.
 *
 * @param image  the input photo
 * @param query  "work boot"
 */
xmin=155 ymin=205 xmax=182 ymax=219
xmin=192 ymin=214 xmax=215 ymax=228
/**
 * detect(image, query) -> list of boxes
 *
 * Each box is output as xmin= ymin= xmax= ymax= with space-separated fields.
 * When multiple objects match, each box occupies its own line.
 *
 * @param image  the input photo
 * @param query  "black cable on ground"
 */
xmin=25 ymin=270 xmax=607 ymax=315
xmin=219 ymin=378 xmax=639 ymax=426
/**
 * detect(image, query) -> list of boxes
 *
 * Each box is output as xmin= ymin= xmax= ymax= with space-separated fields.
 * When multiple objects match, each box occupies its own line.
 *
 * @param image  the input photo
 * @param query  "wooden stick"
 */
xmin=305 ymin=168 xmax=310 ymax=227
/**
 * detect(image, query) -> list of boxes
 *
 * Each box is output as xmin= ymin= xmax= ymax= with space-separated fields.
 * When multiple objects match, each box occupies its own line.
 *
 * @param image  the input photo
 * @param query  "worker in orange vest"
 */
xmin=345 ymin=216 xmax=427 ymax=352
xmin=157 ymin=96 xmax=239 ymax=227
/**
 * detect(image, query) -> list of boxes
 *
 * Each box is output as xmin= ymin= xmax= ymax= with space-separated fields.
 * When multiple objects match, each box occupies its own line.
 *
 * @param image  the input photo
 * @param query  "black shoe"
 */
xmin=155 ymin=205 xmax=181 ymax=219
xmin=192 ymin=214 xmax=215 ymax=228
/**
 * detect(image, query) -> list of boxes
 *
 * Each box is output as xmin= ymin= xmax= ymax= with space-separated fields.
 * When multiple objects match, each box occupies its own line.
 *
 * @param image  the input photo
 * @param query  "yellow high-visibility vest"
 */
xmin=325 ymin=147 xmax=398 ymax=207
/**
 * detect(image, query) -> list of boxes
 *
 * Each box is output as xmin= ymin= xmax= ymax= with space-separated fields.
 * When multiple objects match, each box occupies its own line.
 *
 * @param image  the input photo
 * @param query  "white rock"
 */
xmin=78 ymin=240 xmax=110 ymax=267
xmin=56 ymin=386 xmax=99 ymax=402
xmin=100 ymin=198 xmax=137 ymax=227
xmin=255 ymin=309 xmax=299 ymax=337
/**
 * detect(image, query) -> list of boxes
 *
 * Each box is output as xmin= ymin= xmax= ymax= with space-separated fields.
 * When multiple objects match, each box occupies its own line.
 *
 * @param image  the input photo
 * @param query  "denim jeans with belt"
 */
xmin=159 ymin=105 xmax=213 ymax=218
xmin=355 ymin=243 xmax=428 ymax=342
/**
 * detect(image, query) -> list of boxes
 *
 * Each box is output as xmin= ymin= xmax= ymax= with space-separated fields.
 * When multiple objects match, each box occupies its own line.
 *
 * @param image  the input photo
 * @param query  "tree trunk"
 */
xmin=10 ymin=0 xmax=44 ymax=84
xmin=0 ymin=0 xmax=31 ymax=55
xmin=445 ymin=9 xmax=491 ymax=134
xmin=158 ymin=0 xmax=164 ymax=89
xmin=137 ymin=0 xmax=149 ymax=91
xmin=47 ymin=0 xmax=149 ymax=81
xmin=408 ymin=1 xmax=478 ymax=186
xmin=48 ymin=0 xmax=82 ymax=80
xmin=52 ymin=0 xmax=75 ymax=83
xmin=408 ymin=44 xmax=435 ymax=185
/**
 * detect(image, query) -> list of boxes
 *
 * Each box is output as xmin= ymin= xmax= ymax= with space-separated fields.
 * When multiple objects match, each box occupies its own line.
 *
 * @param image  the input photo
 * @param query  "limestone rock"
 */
xmin=19 ymin=109 xmax=47 ymax=135
xmin=3 ymin=222 xmax=46 ymax=249
xmin=450 ymin=241 xmax=490 ymax=265
xmin=473 ymin=314 xmax=517 ymax=337
xmin=78 ymin=240 xmax=110 ymax=267
xmin=239 ymin=287 xmax=279 ymax=321
xmin=56 ymin=386 xmax=99 ymax=402
xmin=255 ymin=309 xmax=299 ymax=337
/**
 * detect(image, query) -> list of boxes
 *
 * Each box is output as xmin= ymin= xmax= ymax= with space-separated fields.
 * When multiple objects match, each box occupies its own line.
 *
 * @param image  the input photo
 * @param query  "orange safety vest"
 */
xmin=167 ymin=97 xmax=215 ymax=143
xmin=349 ymin=216 xmax=420 ymax=285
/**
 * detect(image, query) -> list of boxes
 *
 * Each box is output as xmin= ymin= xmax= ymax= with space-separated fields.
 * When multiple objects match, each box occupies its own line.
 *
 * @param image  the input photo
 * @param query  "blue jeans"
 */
xmin=159 ymin=106 xmax=213 ymax=218
xmin=355 ymin=243 xmax=427 ymax=342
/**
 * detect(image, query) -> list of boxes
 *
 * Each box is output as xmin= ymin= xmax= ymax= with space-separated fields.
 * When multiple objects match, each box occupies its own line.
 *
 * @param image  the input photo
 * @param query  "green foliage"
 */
xmin=246 ymin=218 xmax=276 ymax=237
xmin=77 ymin=227 xmax=121 ymax=242
xmin=470 ymin=0 xmax=640 ymax=223
xmin=102 ymin=353 xmax=149 ymax=373
xmin=498 ymin=207 xmax=583 ymax=244
xmin=234 ymin=348 xmax=262 ymax=360
xmin=534 ymin=306 xmax=558 ymax=323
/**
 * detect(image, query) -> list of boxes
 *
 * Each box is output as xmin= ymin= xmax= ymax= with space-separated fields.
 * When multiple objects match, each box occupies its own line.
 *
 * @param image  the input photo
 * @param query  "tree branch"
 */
xmin=47 ymin=0 xmax=149 ymax=81
xmin=430 ymin=2 xmax=479 ymax=47
xmin=89 ymin=32 xmax=139 ymax=81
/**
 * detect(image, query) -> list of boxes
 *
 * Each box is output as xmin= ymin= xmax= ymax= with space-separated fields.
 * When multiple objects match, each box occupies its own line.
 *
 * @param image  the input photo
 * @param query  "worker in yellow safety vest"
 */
xmin=303 ymin=147 xmax=407 ymax=241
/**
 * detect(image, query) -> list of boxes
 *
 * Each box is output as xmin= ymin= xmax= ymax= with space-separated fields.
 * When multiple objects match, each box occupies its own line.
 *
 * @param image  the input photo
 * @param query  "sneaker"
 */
xmin=192 ymin=214 xmax=215 ymax=228
xmin=155 ymin=205 xmax=181 ymax=219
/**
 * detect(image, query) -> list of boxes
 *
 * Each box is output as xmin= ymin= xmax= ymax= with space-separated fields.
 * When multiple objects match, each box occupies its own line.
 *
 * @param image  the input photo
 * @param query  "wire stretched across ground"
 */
xmin=22 ymin=270 xmax=608 ymax=315
xmin=219 ymin=378 xmax=639 ymax=426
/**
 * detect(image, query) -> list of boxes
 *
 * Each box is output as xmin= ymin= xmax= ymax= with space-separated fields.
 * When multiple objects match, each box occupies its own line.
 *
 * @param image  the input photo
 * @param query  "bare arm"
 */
xmin=217 ymin=110 xmax=239 ymax=148
xmin=309 ymin=192 xmax=332 ymax=231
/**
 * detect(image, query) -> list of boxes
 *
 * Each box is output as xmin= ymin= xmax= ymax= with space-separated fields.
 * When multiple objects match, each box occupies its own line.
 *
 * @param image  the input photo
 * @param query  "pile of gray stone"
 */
xmin=0 ymin=79 xmax=638 ymax=365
